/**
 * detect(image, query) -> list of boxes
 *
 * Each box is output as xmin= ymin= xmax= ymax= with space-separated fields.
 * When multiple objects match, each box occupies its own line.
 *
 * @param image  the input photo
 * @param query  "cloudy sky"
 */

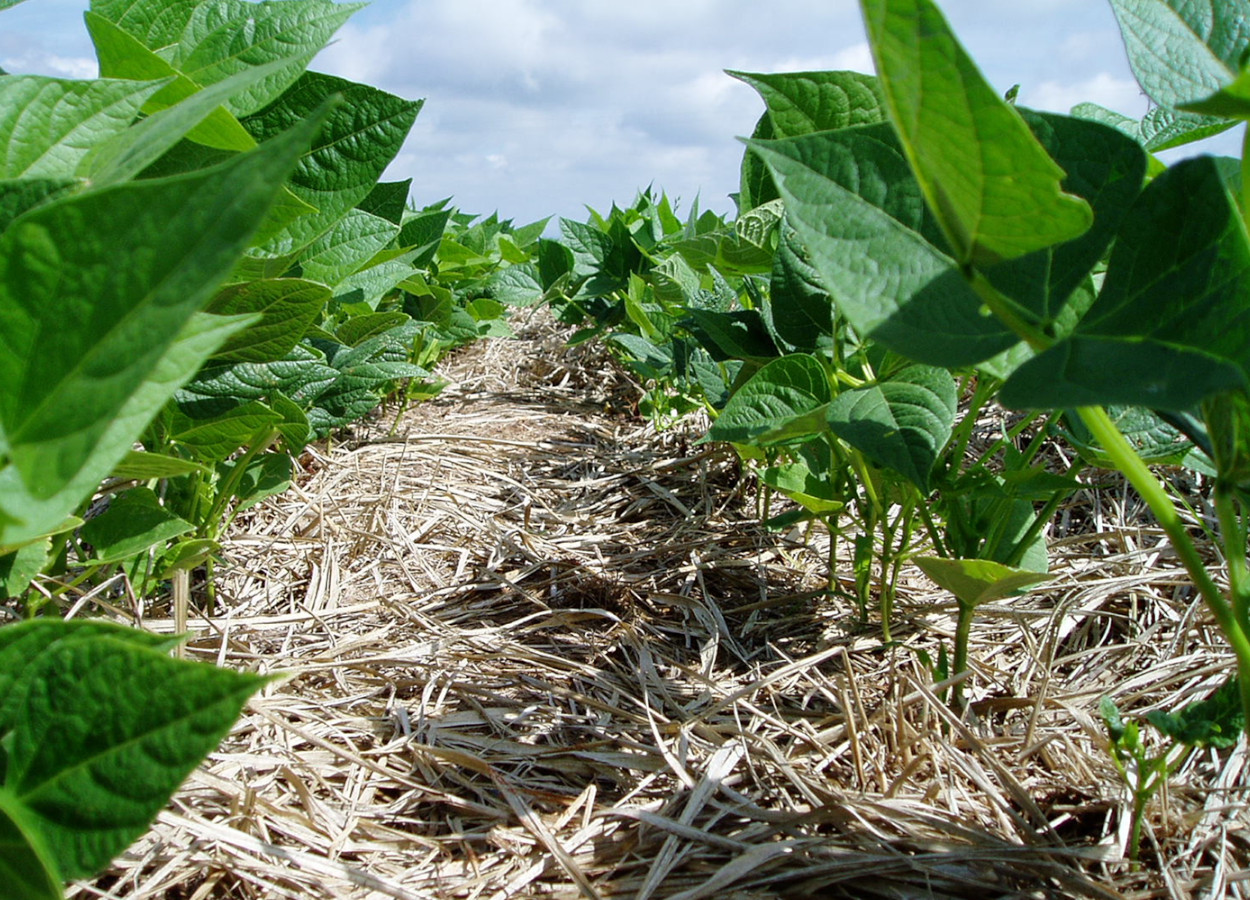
xmin=2 ymin=0 xmax=1243 ymax=226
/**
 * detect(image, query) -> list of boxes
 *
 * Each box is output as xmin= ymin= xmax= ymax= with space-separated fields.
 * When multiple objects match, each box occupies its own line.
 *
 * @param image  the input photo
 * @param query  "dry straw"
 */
xmin=73 ymin=310 xmax=1249 ymax=899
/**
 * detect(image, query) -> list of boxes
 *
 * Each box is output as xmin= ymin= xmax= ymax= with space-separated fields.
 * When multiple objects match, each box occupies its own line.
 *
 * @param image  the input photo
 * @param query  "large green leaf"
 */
xmin=79 ymin=488 xmax=194 ymax=564
xmin=729 ymin=70 xmax=886 ymax=139
xmin=705 ymin=354 xmax=831 ymax=446
xmin=766 ymin=224 xmax=836 ymax=353
xmin=86 ymin=12 xmax=257 ymax=152
xmin=90 ymin=0 xmax=363 ymax=117
xmin=861 ymin=0 xmax=1092 ymax=266
xmin=983 ymin=111 xmax=1146 ymax=329
xmin=732 ymin=70 xmax=886 ymax=213
xmin=0 ymin=621 xmax=180 ymax=742
xmin=167 ymin=0 xmax=364 ymax=116
xmin=0 ymin=112 xmax=323 ymax=546
xmin=207 ymin=278 xmax=331 ymax=363
xmin=1002 ymin=157 xmax=1250 ymax=410
xmin=1108 ymin=0 xmax=1250 ymax=109
xmin=0 ymin=793 xmax=60 ymax=900
xmin=748 ymin=125 xmax=1018 ymax=367
xmin=1070 ymin=101 xmax=1230 ymax=155
xmin=915 ymin=556 xmax=1054 ymax=609
xmin=177 ymin=345 xmax=339 ymax=413
xmin=169 ymin=401 xmax=283 ymax=461
xmin=3 ymin=629 xmax=266 ymax=879
xmin=0 ymin=178 xmax=80 ymax=233
xmin=81 ymin=57 xmax=312 ymax=186
xmin=0 ymin=314 xmax=249 ymax=551
xmin=245 ymin=72 xmax=422 ymax=259
xmin=0 ymin=76 xmax=166 ymax=178
xmin=300 ymin=209 xmax=400 ymax=287
xmin=827 ymin=365 xmax=956 ymax=492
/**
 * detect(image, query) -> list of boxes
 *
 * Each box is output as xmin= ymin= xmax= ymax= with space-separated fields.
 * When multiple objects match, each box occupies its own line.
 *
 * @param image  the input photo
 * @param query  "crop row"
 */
xmin=3 ymin=0 xmax=1250 ymax=894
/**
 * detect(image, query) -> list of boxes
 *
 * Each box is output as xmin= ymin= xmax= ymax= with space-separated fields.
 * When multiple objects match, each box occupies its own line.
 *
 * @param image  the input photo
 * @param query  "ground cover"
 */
xmin=5 ymin=0 xmax=1250 ymax=895
xmin=66 ymin=311 xmax=1249 ymax=899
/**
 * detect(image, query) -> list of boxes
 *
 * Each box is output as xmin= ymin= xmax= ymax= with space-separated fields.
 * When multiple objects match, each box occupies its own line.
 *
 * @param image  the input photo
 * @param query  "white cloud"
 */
xmin=1 ymin=53 xmax=97 ymax=79
xmin=1024 ymin=72 xmax=1146 ymax=117
xmin=830 ymin=42 xmax=875 ymax=74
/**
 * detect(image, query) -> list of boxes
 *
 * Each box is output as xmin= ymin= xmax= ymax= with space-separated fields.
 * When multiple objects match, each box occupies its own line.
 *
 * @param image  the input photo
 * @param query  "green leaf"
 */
xmin=80 ymin=488 xmax=194 ymax=565
xmin=168 ymin=0 xmax=364 ymax=117
xmin=110 ymin=451 xmax=210 ymax=481
xmin=207 ymin=279 xmax=331 ymax=363
xmin=749 ymin=126 xmax=1018 ymax=367
xmin=300 ymin=209 xmax=400 ymax=287
xmin=705 ymin=354 xmax=831 ymax=446
xmin=489 ymin=264 xmax=545 ymax=307
xmin=0 ymin=621 xmax=180 ymax=738
xmin=169 ymin=401 xmax=281 ymax=461
xmin=983 ymin=111 xmax=1146 ymax=328
xmin=85 ymin=12 xmax=256 ymax=152
xmin=357 ymin=179 xmax=411 ymax=224
xmin=732 ymin=70 xmax=886 ymax=213
xmin=335 ymin=311 xmax=410 ymax=347
xmin=222 ymin=452 xmax=293 ymax=513
xmin=269 ymin=392 xmax=310 ymax=453
xmin=1002 ymin=157 xmax=1250 ymax=410
xmin=90 ymin=0 xmax=363 ymax=117
xmin=81 ymin=57 xmax=309 ymax=186
xmin=861 ymin=0 xmax=1092 ymax=266
xmin=178 ymin=346 xmax=339 ymax=412
xmin=766 ymin=224 xmax=835 ymax=353
xmin=827 ymin=365 xmax=956 ymax=492
xmin=4 ymin=632 xmax=266 ymax=879
xmin=682 ymin=309 xmax=779 ymax=363
xmin=0 ymin=179 xmax=80 ymax=233
xmin=0 ymin=538 xmax=48 ymax=600
xmin=1108 ymin=0 xmax=1250 ymax=110
xmin=0 ymin=313 xmax=251 ymax=549
xmin=729 ymin=70 xmax=886 ymax=139
xmin=0 ymin=75 xmax=166 ymax=178
xmin=1072 ymin=101 xmax=1232 ymax=154
xmin=1144 ymin=677 xmax=1246 ymax=748
xmin=760 ymin=440 xmax=847 ymax=516
xmin=0 ymin=112 xmax=320 ymax=533
xmin=0 ymin=792 xmax=61 ymax=900
xmin=914 ymin=556 xmax=1054 ymax=609
xmin=331 ymin=260 xmax=413 ymax=310
xmin=245 ymin=72 xmax=422 ymax=259
xmin=1181 ymin=65 xmax=1250 ymax=118
xmin=1100 ymin=696 xmax=1127 ymax=742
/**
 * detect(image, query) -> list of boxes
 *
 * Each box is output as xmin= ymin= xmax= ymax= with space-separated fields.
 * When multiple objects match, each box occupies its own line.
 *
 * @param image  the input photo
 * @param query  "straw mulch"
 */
xmin=74 ymin=310 xmax=1249 ymax=900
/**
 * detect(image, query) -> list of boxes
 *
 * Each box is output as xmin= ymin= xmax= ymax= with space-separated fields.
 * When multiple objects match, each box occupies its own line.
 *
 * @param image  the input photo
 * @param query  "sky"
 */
xmin=2 ymin=1 xmax=1243 ymax=227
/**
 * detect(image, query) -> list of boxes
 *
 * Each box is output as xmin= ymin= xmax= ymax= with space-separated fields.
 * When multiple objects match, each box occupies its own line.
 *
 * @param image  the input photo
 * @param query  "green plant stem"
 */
xmin=952 ymin=600 xmax=974 ymax=710
xmin=1241 ymin=126 xmax=1250 ymax=228
xmin=967 ymin=270 xmax=1052 ymax=353
xmin=1078 ymin=406 xmax=1250 ymax=725
xmin=917 ymin=499 xmax=948 ymax=558
xmin=1215 ymin=487 xmax=1250 ymax=639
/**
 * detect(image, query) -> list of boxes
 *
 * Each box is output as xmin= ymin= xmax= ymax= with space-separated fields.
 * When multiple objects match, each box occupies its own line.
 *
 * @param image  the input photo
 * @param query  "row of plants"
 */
xmin=539 ymin=0 xmax=1250 ymax=862
xmin=0 ymin=0 xmax=553 ymax=894
xmin=5 ymin=0 xmax=1250 ymax=890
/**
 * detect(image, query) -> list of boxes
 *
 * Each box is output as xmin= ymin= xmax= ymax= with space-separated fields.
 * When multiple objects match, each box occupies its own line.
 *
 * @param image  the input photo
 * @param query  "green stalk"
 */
xmin=967 ymin=270 xmax=1052 ymax=353
xmin=1215 ymin=487 xmax=1250 ymax=640
xmin=1078 ymin=406 xmax=1250 ymax=725
xmin=952 ymin=600 xmax=974 ymax=711
xmin=1241 ymin=126 xmax=1250 ymax=228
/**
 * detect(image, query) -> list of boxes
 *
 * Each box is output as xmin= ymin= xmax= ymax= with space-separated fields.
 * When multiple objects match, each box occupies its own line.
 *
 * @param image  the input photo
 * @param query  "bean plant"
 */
xmin=0 ymin=0 xmax=542 ymax=894
xmin=717 ymin=0 xmax=1250 ymax=725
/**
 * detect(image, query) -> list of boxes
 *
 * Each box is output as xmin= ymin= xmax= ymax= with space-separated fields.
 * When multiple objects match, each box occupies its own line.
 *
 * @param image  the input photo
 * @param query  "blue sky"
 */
xmin=3 ymin=1 xmax=1242 ymax=226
